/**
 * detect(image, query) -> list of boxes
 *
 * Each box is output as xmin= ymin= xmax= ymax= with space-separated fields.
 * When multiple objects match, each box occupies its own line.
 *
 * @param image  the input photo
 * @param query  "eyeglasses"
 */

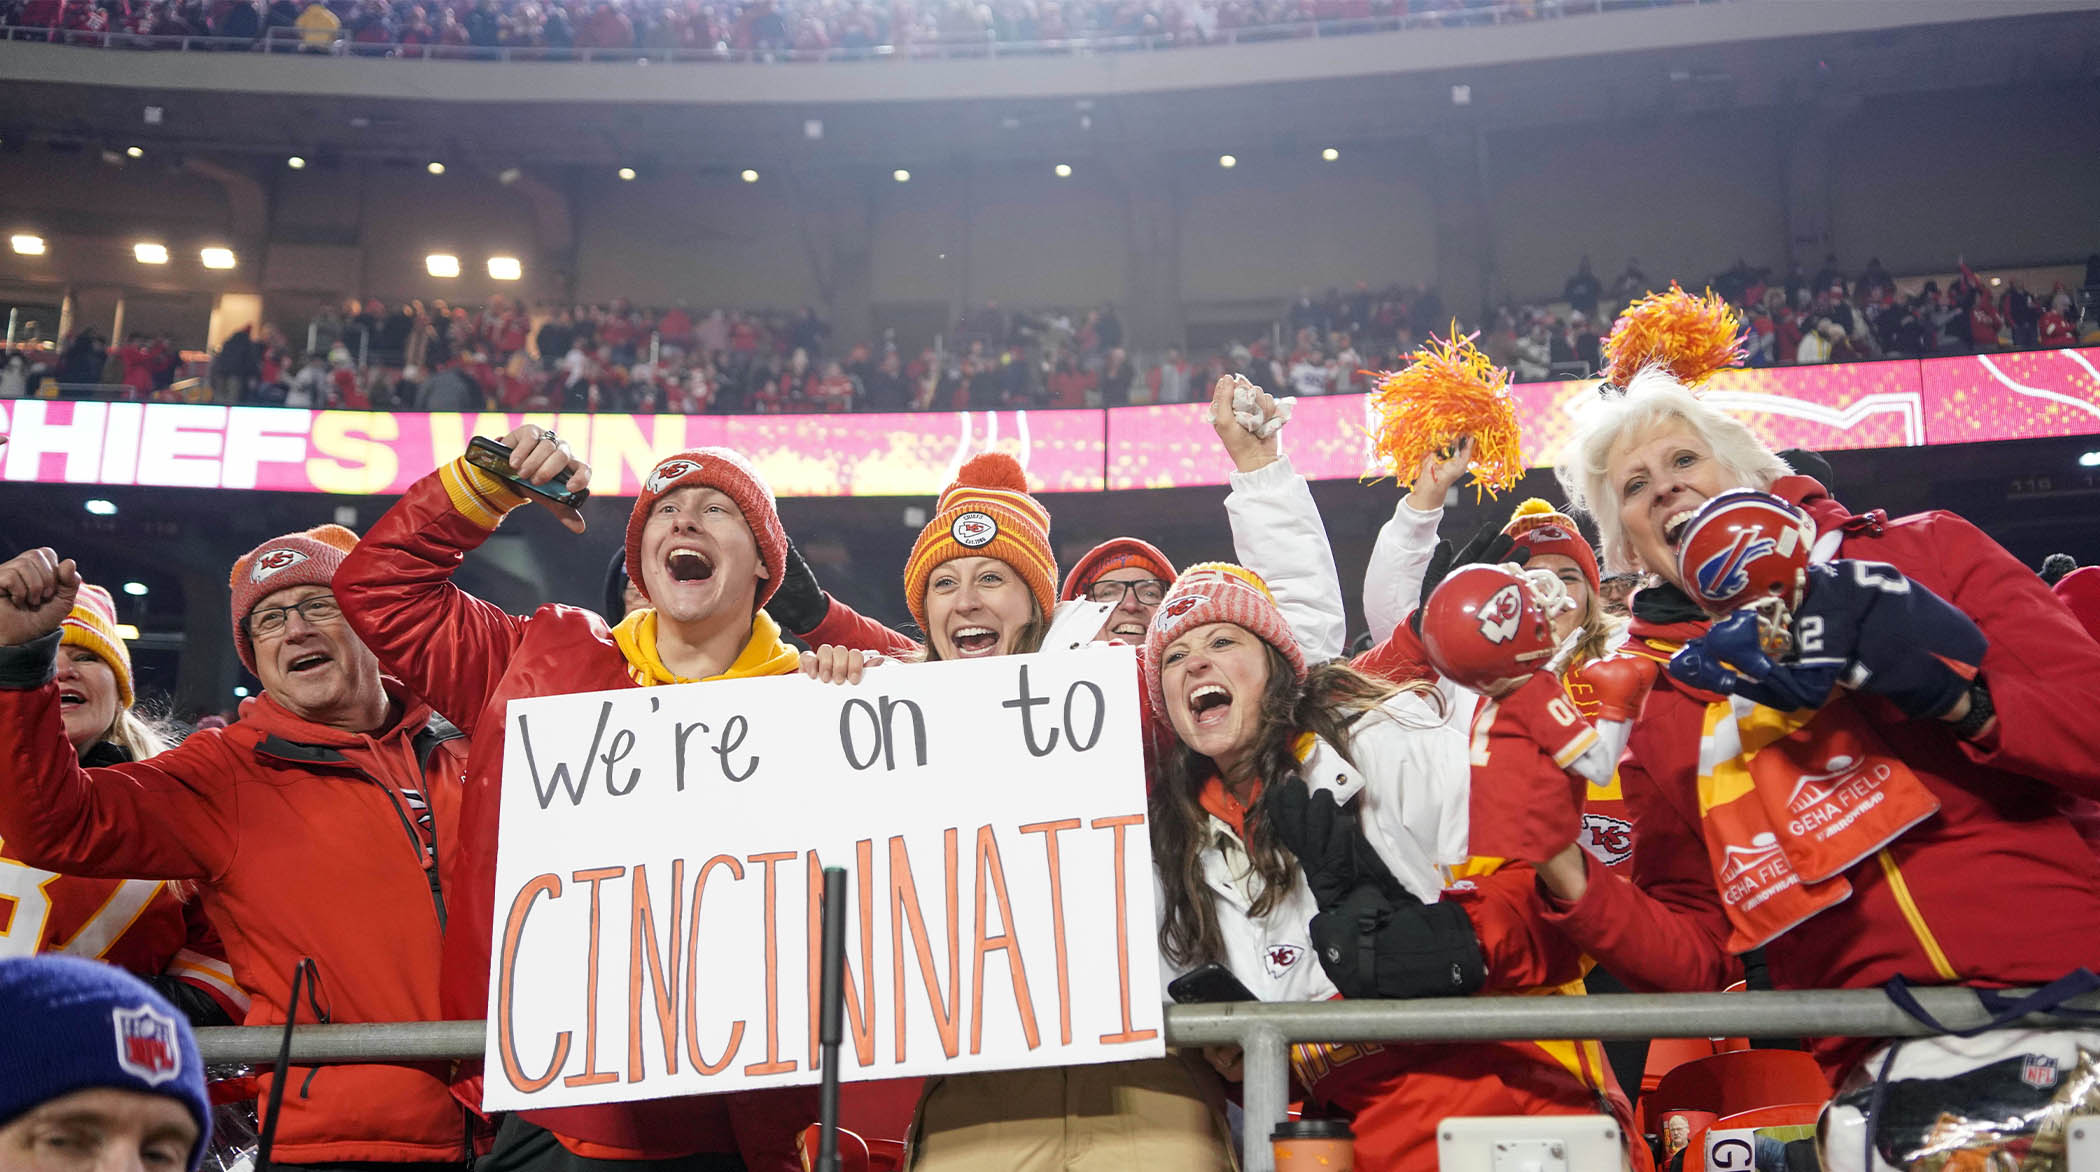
xmin=247 ymin=594 xmax=342 ymax=639
xmin=1086 ymin=578 xmax=1167 ymax=607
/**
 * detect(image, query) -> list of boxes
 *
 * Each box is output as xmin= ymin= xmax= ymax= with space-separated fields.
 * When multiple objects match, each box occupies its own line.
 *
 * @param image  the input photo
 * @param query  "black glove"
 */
xmin=763 ymin=537 xmax=832 ymax=636
xmin=1409 ymin=518 xmax=1531 ymax=635
xmin=1268 ymin=782 xmax=1404 ymax=909
xmin=1307 ymin=885 xmax=1487 ymax=1000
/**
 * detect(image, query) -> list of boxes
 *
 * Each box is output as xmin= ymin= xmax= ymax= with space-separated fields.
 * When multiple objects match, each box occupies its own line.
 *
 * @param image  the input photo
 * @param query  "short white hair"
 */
xmin=1553 ymin=366 xmax=1793 ymax=574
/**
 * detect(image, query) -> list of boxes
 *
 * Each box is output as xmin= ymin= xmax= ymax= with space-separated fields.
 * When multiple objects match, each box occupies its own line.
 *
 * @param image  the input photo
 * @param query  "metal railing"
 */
xmin=0 ymin=0 xmax=1713 ymax=65
xmin=195 ymin=985 xmax=2100 ymax=1172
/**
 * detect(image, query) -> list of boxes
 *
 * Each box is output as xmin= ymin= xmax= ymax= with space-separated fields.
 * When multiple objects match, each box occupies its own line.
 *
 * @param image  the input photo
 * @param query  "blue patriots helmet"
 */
xmin=1675 ymin=489 xmax=1816 ymax=617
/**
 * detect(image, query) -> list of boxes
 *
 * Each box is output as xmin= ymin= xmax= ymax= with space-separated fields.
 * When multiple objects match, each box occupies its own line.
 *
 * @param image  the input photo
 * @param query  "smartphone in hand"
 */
xmin=465 ymin=436 xmax=591 ymax=508
xmin=1167 ymin=963 xmax=1259 ymax=1005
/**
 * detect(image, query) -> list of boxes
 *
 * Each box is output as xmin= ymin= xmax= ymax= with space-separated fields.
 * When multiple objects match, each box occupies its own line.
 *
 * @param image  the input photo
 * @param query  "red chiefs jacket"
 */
xmin=335 ymin=465 xmax=816 ymax=1171
xmin=1543 ymin=477 xmax=2100 ymax=1076
xmin=0 ymin=651 xmax=471 ymax=1164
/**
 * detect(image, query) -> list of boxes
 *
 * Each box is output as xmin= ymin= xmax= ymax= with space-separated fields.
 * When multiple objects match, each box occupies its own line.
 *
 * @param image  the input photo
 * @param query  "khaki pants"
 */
xmin=907 ymin=1054 xmax=1237 ymax=1171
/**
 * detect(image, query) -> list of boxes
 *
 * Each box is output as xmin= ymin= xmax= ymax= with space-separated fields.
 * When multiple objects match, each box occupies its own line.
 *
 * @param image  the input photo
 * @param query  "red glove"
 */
xmin=1468 ymin=670 xmax=1602 ymax=863
xmin=1577 ymin=654 xmax=1660 ymax=723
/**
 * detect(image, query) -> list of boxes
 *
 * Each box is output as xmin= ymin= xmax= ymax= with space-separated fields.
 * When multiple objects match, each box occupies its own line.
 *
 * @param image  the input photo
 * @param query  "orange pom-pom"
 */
xmin=1602 ymin=283 xmax=1746 ymax=388
xmin=952 ymin=452 xmax=1029 ymax=493
xmin=1367 ymin=326 xmax=1525 ymax=501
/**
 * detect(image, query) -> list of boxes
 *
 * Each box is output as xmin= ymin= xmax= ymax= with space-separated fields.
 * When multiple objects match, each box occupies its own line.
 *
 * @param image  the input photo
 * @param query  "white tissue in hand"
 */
xmin=1230 ymin=381 xmax=1295 ymax=439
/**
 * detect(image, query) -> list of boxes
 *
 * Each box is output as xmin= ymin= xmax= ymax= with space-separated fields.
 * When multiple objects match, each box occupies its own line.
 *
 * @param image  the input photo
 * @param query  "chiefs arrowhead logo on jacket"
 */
xmin=646 ymin=459 xmax=700 ymax=495
xmin=251 ymin=548 xmax=309 ymax=582
xmin=1264 ymin=944 xmax=1303 ymax=978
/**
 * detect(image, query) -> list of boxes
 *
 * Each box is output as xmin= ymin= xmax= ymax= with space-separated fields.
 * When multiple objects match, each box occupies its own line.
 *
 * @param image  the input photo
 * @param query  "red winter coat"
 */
xmin=1543 ymin=477 xmax=2100 ymax=1077
xmin=0 ymin=657 xmax=472 ymax=1164
xmin=335 ymin=465 xmax=816 ymax=1170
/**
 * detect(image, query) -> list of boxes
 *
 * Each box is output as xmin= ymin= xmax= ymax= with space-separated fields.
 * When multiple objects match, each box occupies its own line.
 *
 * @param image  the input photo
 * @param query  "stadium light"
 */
xmin=1321 ymin=147 xmax=1339 ymax=161
xmin=287 ymin=156 xmax=307 ymax=169
xmin=617 ymin=167 xmax=637 ymax=181
xmin=115 ymin=624 xmax=141 ymax=641
xmin=487 ymin=256 xmax=523 ymax=281
xmin=892 ymin=169 xmax=911 ymax=183
xmin=125 ymin=145 xmax=143 ymax=159
xmin=200 ymin=247 xmax=236 ymax=270
xmin=741 ymin=169 xmax=760 ymax=183
xmin=9 ymin=234 xmax=44 ymax=256
xmin=123 ymin=581 xmax=149 ymax=596
xmin=2080 ymin=451 xmax=2100 ymax=468
xmin=84 ymin=499 xmax=117 ymax=516
xmin=426 ymin=253 xmax=461 ymax=278
xmin=133 ymin=242 xmax=168 ymax=265
xmin=1054 ymin=163 xmax=1072 ymax=178
xmin=234 ymin=686 xmax=250 ymax=698
xmin=427 ymin=161 xmax=446 ymax=175
xmin=1218 ymin=154 xmax=1237 ymax=169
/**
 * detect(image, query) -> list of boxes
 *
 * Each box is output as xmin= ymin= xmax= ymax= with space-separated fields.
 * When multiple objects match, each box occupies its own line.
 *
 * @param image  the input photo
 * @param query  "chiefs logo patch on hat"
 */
xmin=646 ymin=459 xmax=700 ymax=495
xmin=1158 ymin=594 xmax=1208 ymax=626
xmin=111 ymin=1004 xmax=181 ymax=1086
xmin=951 ymin=511 xmax=997 ymax=549
xmin=250 ymin=548 xmax=309 ymax=582
xmin=1527 ymin=524 xmax=1574 ymax=543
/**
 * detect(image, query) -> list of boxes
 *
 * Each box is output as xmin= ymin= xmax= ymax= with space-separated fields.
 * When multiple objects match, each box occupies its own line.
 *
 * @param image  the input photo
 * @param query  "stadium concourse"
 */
xmin=6 ymin=0 xmax=2100 ymax=1170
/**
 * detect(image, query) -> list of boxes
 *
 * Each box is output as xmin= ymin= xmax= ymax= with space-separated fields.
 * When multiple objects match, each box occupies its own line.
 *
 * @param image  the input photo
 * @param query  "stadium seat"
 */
xmin=797 ymin=1124 xmax=870 ymax=1172
xmin=865 ymin=1138 xmax=906 ymax=1171
xmin=1647 ymin=1050 xmax=1831 ymax=1125
xmin=839 ymin=1078 xmax=922 ymax=1146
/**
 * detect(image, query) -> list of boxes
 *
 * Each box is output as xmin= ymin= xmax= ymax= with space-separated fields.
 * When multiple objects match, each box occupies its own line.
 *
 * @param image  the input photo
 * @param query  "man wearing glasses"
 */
xmin=0 ymin=529 xmax=476 ymax=1172
xmin=1059 ymin=540 xmax=1176 ymax=643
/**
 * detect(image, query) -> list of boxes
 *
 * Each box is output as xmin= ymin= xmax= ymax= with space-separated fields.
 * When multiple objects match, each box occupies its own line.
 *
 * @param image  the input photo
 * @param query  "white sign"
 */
xmin=483 ymin=645 xmax=1163 ymax=1111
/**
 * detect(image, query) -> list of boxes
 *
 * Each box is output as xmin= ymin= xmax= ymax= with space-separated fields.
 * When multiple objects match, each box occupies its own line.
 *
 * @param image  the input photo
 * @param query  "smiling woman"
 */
xmin=899 ymin=453 xmax=1056 ymax=662
xmin=1140 ymin=562 xmax=1644 ymax=1171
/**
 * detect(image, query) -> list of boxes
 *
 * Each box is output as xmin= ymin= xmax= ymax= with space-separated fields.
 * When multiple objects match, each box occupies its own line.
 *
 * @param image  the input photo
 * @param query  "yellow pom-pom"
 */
xmin=1602 ymin=283 xmax=1746 ymax=388
xmin=1367 ymin=325 xmax=1526 ymax=501
xmin=1509 ymin=498 xmax=1555 ymax=520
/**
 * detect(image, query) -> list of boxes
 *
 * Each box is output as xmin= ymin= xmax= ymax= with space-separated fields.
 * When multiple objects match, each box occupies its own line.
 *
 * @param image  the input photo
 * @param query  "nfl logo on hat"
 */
xmin=112 ymin=1004 xmax=182 ymax=1086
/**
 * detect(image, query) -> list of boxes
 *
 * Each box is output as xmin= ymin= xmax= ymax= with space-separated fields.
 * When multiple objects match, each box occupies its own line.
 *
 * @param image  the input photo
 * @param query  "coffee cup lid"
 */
xmin=1272 ymin=1118 xmax=1354 ymax=1141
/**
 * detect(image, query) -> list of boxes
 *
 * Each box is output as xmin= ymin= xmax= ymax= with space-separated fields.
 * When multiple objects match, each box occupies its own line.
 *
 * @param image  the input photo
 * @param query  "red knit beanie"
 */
xmin=229 ymin=525 xmax=360 ymax=674
xmin=1060 ymin=538 xmax=1177 ymax=602
xmin=624 ymin=448 xmax=788 ymax=609
xmin=904 ymin=453 xmax=1057 ymax=633
xmin=1143 ymin=562 xmax=1306 ymax=723
xmin=1501 ymin=498 xmax=1601 ymax=595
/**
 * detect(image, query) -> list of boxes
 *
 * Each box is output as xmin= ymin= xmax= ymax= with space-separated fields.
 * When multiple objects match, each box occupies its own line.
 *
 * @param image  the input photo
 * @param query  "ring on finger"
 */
xmin=541 ymin=429 xmax=558 ymax=445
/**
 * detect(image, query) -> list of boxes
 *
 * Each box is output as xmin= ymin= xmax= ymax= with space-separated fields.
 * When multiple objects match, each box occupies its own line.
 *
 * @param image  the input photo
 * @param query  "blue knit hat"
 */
xmin=0 ymin=956 xmax=212 ymax=1171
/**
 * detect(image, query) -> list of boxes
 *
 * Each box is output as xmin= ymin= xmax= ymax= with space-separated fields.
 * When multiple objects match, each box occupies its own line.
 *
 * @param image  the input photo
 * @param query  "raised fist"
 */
xmin=0 ymin=548 xmax=82 ymax=647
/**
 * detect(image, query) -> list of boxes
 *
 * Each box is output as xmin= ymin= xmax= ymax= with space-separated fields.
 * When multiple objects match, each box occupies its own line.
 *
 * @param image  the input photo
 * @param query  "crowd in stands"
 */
xmin=6 ymin=251 xmax=2094 ymax=415
xmin=0 ymin=0 xmax=1699 ymax=55
xmin=6 ymin=279 xmax=2100 ymax=1171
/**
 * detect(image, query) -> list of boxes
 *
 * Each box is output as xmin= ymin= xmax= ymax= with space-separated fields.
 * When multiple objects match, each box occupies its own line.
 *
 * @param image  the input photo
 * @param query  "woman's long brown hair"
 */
xmin=1151 ymin=647 xmax=1438 ymax=969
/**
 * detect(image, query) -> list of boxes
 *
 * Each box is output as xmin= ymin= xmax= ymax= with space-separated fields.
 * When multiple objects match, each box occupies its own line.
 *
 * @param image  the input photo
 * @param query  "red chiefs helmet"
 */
xmin=1419 ymin=564 xmax=1559 ymax=694
xmin=1675 ymin=489 xmax=1816 ymax=616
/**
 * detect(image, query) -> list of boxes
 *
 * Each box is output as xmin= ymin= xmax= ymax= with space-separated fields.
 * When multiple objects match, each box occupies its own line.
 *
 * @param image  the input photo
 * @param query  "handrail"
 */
xmin=0 ymin=0 xmax=1685 ymax=65
xmin=195 ymin=985 xmax=2100 ymax=1172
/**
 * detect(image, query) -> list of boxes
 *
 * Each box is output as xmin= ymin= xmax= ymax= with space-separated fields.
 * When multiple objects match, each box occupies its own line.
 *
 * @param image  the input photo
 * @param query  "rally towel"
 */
xmin=1695 ymin=694 xmax=1940 ymax=951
